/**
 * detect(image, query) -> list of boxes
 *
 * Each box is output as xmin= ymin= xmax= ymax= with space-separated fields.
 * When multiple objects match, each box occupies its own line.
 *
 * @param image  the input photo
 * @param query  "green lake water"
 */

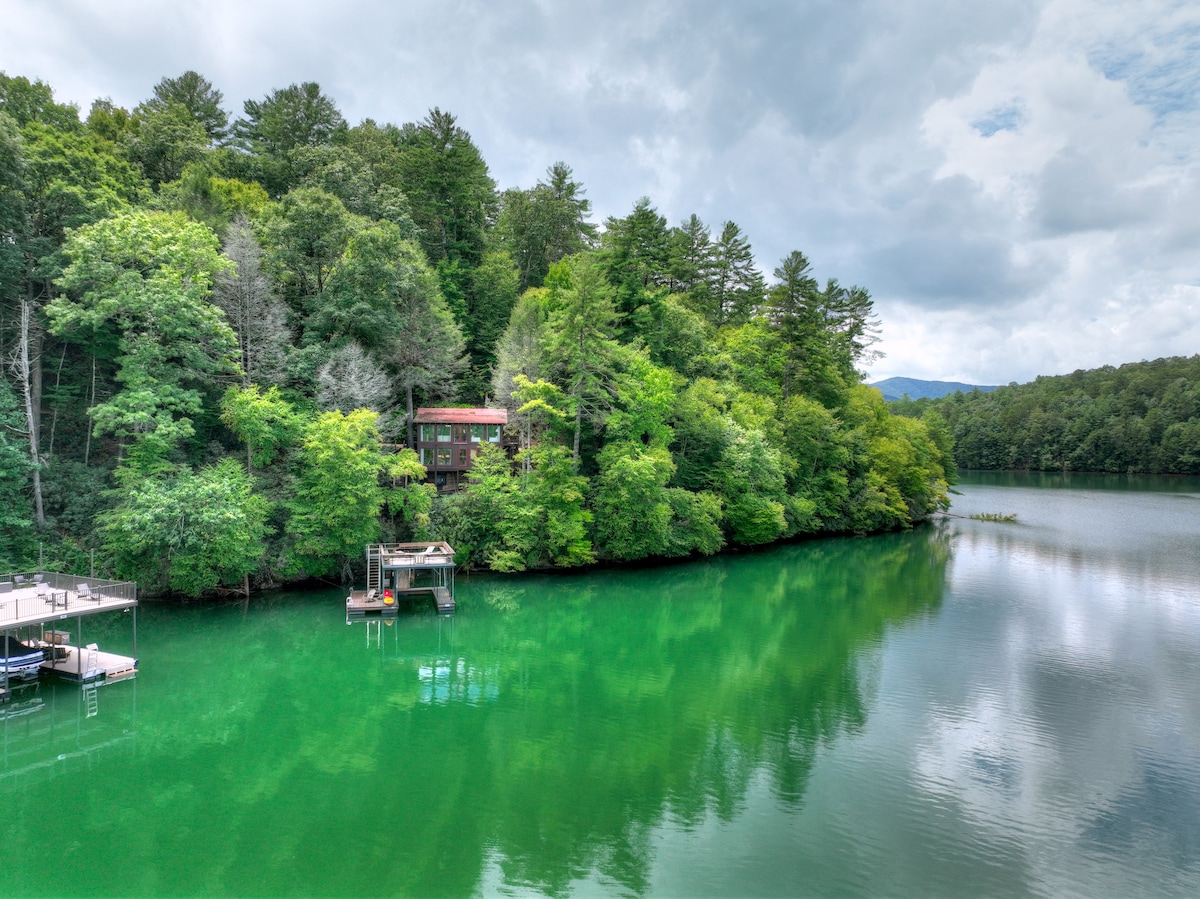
xmin=2 ymin=473 xmax=1199 ymax=897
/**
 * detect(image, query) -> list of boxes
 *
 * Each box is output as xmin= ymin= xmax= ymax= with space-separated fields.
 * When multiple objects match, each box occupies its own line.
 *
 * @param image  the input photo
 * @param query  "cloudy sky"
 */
xmin=3 ymin=0 xmax=1198 ymax=385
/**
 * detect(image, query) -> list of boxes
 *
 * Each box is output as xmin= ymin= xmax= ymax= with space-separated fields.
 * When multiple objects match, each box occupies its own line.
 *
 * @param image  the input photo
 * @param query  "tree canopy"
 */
xmin=0 ymin=68 xmax=959 ymax=595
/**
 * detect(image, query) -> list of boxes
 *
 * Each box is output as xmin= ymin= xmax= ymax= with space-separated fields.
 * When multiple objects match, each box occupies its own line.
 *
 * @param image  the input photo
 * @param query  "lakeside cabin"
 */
xmin=412 ymin=407 xmax=514 ymax=493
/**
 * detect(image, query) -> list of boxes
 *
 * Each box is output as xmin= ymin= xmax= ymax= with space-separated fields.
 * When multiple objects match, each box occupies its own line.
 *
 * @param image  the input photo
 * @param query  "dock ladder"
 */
xmin=84 ymin=683 xmax=99 ymax=718
xmin=83 ymin=643 xmax=99 ymax=681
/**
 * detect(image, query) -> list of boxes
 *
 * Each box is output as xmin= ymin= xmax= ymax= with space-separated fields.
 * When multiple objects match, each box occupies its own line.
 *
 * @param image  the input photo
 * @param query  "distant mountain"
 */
xmin=869 ymin=377 xmax=999 ymax=401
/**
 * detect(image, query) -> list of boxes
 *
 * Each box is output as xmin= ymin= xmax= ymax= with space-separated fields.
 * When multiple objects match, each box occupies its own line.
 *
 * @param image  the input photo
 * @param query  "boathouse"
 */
xmin=0 ymin=572 xmax=139 ymax=703
xmin=412 ymin=408 xmax=512 ymax=492
xmin=346 ymin=542 xmax=457 ymax=616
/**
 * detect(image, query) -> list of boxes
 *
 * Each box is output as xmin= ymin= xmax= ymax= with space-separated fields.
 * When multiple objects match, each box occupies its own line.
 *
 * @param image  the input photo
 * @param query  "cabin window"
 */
xmin=486 ymin=424 xmax=501 ymax=442
xmin=470 ymin=424 xmax=483 ymax=442
xmin=419 ymin=424 xmax=435 ymax=443
xmin=452 ymin=424 xmax=470 ymax=443
xmin=436 ymin=424 xmax=451 ymax=442
xmin=458 ymin=447 xmax=470 ymax=466
xmin=420 ymin=447 xmax=433 ymax=466
xmin=436 ymin=448 xmax=452 ymax=466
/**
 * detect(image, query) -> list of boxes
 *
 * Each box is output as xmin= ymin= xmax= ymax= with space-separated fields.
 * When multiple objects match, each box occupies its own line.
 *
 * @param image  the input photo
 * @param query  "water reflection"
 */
xmin=2 ymin=477 xmax=1198 ymax=896
xmin=1 ymin=679 xmax=137 ymax=789
xmin=895 ymin=475 xmax=1200 ymax=897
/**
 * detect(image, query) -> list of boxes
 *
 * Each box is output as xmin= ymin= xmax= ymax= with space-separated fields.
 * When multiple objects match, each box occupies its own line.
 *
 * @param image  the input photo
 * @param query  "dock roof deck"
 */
xmin=1 ymin=573 xmax=137 ymax=631
xmin=373 ymin=542 xmax=456 ymax=569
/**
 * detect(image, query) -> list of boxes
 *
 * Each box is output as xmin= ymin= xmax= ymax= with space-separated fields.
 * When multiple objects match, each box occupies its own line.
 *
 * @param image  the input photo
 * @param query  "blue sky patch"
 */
xmin=1089 ymin=23 xmax=1200 ymax=120
xmin=972 ymin=103 xmax=1025 ymax=137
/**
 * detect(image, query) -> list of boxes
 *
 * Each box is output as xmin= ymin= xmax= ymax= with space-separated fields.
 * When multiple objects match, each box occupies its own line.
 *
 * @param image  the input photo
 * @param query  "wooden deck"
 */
xmin=39 ymin=643 xmax=137 ymax=684
xmin=0 ymin=579 xmax=137 ymax=630
xmin=346 ymin=586 xmax=455 ymax=615
xmin=346 ymin=589 xmax=400 ymax=615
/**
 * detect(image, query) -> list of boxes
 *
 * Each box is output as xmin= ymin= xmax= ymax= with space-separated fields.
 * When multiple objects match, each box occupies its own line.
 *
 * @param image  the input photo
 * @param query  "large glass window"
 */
xmin=420 ymin=447 xmax=433 ymax=466
xmin=436 ymin=448 xmax=452 ymax=466
xmin=436 ymin=424 xmax=451 ymax=442
xmin=452 ymin=424 xmax=470 ymax=443
xmin=486 ymin=424 xmax=501 ymax=442
xmin=419 ymin=424 xmax=435 ymax=443
xmin=470 ymin=424 xmax=483 ymax=442
xmin=458 ymin=447 xmax=469 ymax=466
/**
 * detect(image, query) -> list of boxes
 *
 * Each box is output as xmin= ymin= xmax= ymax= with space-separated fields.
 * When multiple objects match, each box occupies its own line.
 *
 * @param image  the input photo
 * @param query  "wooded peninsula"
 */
xmin=0 ymin=71 xmax=954 ymax=596
xmin=893 ymin=355 xmax=1200 ymax=474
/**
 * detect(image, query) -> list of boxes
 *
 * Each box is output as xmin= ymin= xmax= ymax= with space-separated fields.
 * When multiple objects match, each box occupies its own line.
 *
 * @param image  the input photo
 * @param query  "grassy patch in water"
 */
xmin=969 ymin=512 xmax=1018 ymax=523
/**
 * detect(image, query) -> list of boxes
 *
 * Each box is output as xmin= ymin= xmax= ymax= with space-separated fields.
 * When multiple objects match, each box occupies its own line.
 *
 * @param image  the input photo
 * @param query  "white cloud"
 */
xmin=2 ymin=0 xmax=1198 ymax=384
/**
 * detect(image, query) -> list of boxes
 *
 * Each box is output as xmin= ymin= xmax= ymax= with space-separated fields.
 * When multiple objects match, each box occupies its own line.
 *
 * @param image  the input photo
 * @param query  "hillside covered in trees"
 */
xmin=893 ymin=356 xmax=1200 ymax=473
xmin=0 ymin=71 xmax=952 ymax=595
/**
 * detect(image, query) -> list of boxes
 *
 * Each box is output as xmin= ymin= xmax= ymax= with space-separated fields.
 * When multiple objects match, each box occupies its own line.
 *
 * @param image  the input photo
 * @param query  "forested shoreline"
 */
xmin=1 ymin=71 xmax=952 ymax=596
xmin=892 ymin=356 xmax=1200 ymax=474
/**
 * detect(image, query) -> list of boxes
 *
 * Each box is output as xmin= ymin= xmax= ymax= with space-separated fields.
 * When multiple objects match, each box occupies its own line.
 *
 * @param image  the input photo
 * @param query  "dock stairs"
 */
xmin=366 ymin=546 xmax=383 ymax=594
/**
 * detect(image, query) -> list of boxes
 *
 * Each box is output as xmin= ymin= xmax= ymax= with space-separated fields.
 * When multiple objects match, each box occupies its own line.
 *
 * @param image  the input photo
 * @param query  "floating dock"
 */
xmin=1 ymin=572 xmax=138 ymax=691
xmin=347 ymin=542 xmax=457 ymax=615
xmin=39 ymin=640 xmax=138 ymax=684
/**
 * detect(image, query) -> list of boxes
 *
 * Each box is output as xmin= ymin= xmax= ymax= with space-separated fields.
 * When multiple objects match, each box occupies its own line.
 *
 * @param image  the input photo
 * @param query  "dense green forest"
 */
xmin=892 ymin=356 xmax=1200 ymax=473
xmin=0 ymin=71 xmax=951 ymax=595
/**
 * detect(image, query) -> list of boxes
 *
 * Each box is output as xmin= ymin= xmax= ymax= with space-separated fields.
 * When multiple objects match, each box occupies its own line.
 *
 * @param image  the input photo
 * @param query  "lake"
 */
xmin=2 ymin=472 xmax=1198 ymax=897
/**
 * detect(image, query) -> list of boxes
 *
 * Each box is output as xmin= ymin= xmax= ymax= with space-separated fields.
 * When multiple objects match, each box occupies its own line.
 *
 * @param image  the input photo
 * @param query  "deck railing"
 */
xmin=0 ymin=572 xmax=137 ymax=626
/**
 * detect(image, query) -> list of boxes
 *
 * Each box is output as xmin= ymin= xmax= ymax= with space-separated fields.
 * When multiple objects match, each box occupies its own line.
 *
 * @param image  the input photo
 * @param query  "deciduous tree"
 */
xmin=100 ymin=458 xmax=268 ymax=596
xmin=49 ymin=209 xmax=238 ymax=473
xmin=286 ymin=408 xmax=387 ymax=578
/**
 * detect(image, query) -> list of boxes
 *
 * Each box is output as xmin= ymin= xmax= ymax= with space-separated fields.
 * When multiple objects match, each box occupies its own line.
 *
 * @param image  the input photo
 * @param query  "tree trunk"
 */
xmin=406 ymin=384 xmax=415 ymax=449
xmin=85 ymin=353 xmax=96 ymax=466
xmin=573 ymin=395 xmax=582 ymax=465
xmin=15 ymin=300 xmax=45 ymax=529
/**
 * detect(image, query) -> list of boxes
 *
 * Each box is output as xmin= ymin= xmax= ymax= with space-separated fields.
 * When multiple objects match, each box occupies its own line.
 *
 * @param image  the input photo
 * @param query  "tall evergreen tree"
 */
xmin=707 ymin=220 xmax=764 ymax=326
xmin=494 ymin=161 xmax=597 ymax=292
xmin=667 ymin=213 xmax=713 ymax=298
xmin=491 ymin=288 xmax=550 ymax=408
xmin=234 ymin=82 xmax=345 ymax=194
xmin=143 ymin=70 xmax=229 ymax=144
xmin=397 ymin=107 xmax=496 ymax=269
xmin=544 ymin=255 xmax=621 ymax=463
xmin=600 ymin=197 xmax=670 ymax=314
xmin=768 ymin=250 xmax=822 ymax=401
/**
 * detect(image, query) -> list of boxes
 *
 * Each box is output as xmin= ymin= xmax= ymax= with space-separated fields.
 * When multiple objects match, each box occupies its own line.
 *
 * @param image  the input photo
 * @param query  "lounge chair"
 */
xmin=77 ymin=583 xmax=97 ymax=601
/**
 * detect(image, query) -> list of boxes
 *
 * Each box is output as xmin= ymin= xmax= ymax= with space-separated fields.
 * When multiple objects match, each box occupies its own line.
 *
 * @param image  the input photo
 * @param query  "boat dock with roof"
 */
xmin=346 ymin=542 xmax=457 ymax=615
xmin=1 ymin=571 xmax=138 ymax=700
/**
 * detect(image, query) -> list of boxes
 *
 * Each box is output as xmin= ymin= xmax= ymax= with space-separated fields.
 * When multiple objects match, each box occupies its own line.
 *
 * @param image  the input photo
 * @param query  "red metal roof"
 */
xmin=414 ymin=408 xmax=508 ymax=424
